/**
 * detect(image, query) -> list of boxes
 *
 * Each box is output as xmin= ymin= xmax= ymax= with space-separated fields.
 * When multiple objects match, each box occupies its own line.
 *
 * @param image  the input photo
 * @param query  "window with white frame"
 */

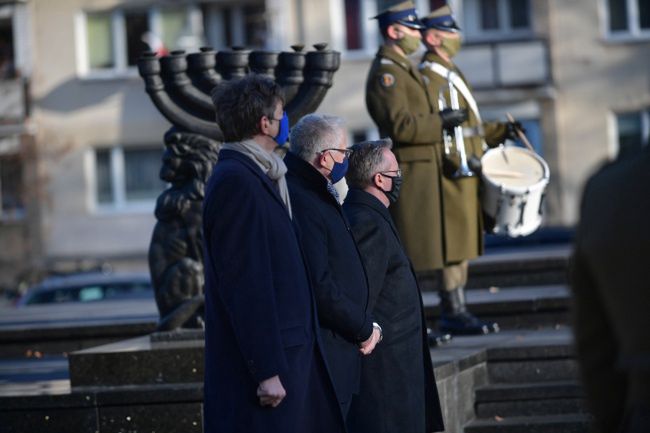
xmin=93 ymin=146 xmax=166 ymax=210
xmin=80 ymin=5 xmax=203 ymax=76
xmin=462 ymin=0 xmax=532 ymax=41
xmin=202 ymin=3 xmax=267 ymax=49
xmin=333 ymin=0 xmax=380 ymax=54
xmin=79 ymin=2 xmax=267 ymax=77
xmin=606 ymin=0 xmax=650 ymax=37
xmin=334 ymin=0 xmax=439 ymax=54
xmin=616 ymin=110 xmax=649 ymax=159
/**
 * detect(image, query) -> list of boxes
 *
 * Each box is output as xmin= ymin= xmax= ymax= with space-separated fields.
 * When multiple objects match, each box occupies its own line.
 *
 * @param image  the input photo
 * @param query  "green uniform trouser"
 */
xmin=432 ymin=261 xmax=468 ymax=292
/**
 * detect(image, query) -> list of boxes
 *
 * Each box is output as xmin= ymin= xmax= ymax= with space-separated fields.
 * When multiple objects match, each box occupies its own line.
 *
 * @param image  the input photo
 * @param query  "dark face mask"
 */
xmin=379 ymin=173 xmax=403 ymax=203
xmin=330 ymin=157 xmax=349 ymax=184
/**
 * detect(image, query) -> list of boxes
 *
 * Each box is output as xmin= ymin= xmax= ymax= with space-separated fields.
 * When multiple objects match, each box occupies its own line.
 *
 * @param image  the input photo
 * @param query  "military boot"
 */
xmin=438 ymin=286 xmax=499 ymax=335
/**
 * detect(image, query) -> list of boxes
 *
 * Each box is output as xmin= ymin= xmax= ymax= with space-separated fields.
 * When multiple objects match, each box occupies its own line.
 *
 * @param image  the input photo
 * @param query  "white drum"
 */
xmin=480 ymin=146 xmax=550 ymax=237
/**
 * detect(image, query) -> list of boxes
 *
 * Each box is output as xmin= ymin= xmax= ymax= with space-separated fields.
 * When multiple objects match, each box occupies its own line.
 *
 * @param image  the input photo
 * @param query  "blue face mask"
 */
xmin=329 ymin=156 xmax=349 ymax=184
xmin=274 ymin=111 xmax=290 ymax=146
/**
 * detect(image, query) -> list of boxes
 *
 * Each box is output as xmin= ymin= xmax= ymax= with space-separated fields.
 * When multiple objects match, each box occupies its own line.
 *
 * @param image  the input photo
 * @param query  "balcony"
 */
xmin=455 ymin=39 xmax=550 ymax=90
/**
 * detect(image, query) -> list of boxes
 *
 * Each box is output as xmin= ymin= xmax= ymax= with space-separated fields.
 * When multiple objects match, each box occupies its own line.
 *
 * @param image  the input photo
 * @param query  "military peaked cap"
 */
xmin=372 ymin=0 xmax=424 ymax=30
xmin=421 ymin=4 xmax=461 ymax=32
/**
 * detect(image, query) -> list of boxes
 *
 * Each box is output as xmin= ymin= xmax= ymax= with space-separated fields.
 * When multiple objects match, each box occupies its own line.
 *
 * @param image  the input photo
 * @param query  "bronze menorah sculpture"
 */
xmin=139 ymin=44 xmax=341 ymax=331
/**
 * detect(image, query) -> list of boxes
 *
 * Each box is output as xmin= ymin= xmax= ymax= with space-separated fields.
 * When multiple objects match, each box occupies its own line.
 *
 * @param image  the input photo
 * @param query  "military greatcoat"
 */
xmin=366 ymin=45 xmax=447 ymax=272
xmin=414 ymin=51 xmax=510 ymax=271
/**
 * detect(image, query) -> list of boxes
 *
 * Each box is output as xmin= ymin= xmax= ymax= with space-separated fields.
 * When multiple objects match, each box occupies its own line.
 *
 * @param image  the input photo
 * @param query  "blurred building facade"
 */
xmin=0 ymin=0 xmax=649 ymax=289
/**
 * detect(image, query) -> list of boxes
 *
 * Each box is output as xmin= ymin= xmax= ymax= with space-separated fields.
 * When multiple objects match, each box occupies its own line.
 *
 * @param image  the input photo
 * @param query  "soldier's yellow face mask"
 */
xmin=440 ymin=33 xmax=462 ymax=58
xmin=394 ymin=28 xmax=422 ymax=56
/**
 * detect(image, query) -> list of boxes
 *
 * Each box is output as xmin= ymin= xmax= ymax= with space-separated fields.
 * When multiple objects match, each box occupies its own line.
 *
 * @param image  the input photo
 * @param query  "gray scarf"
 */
xmin=222 ymin=139 xmax=292 ymax=219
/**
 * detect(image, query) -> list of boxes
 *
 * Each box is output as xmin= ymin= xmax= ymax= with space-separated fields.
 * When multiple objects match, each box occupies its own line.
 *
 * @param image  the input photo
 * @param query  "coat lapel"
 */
xmin=284 ymin=152 xmax=341 ymax=209
xmin=218 ymin=149 xmax=291 ymax=218
xmin=344 ymin=189 xmax=403 ymax=241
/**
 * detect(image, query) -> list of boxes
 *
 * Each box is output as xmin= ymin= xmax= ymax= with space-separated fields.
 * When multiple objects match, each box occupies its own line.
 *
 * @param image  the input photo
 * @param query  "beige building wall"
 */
xmin=31 ymin=0 xmax=171 ymax=267
xmin=548 ymin=0 xmax=650 ymax=223
xmin=17 ymin=0 xmax=650 ymax=279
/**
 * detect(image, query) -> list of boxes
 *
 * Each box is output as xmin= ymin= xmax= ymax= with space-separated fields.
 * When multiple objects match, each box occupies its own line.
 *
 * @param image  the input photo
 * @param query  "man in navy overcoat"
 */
xmin=203 ymin=75 xmax=343 ymax=433
xmin=342 ymin=139 xmax=445 ymax=433
xmin=285 ymin=114 xmax=382 ymax=421
xmin=570 ymin=144 xmax=650 ymax=433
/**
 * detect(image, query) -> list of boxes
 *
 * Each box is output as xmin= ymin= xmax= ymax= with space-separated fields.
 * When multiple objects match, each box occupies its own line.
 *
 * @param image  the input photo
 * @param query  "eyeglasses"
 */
xmin=321 ymin=148 xmax=354 ymax=158
xmin=379 ymin=169 xmax=402 ymax=178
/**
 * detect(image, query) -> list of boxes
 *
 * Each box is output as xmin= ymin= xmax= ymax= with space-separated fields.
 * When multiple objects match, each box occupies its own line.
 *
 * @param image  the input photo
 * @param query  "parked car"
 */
xmin=15 ymin=272 xmax=153 ymax=307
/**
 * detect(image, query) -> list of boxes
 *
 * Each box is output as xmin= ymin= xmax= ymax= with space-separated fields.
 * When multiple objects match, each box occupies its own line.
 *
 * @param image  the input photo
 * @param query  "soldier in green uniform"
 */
xmin=416 ymin=3 xmax=520 ymax=335
xmin=365 ymin=0 xmax=472 ymax=337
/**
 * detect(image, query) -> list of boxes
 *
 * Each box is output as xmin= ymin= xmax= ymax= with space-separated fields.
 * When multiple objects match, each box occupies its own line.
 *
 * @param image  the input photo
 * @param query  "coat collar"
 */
xmin=377 ymin=45 xmax=412 ymax=71
xmin=422 ymin=51 xmax=456 ymax=72
xmin=377 ymin=44 xmax=429 ymax=90
xmin=344 ymin=189 xmax=400 ymax=236
xmin=284 ymin=151 xmax=339 ymax=207
xmin=218 ymin=148 xmax=289 ymax=214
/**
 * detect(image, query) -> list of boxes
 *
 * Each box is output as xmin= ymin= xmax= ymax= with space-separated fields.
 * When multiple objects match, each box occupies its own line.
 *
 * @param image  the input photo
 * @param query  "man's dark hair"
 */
xmin=346 ymin=138 xmax=393 ymax=189
xmin=211 ymin=74 xmax=285 ymax=142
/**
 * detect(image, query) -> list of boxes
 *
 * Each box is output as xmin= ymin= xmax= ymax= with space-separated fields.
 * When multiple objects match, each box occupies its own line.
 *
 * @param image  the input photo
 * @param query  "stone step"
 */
xmin=464 ymin=413 xmax=591 ymax=433
xmin=68 ymin=333 xmax=204 ymax=388
xmin=422 ymin=285 xmax=570 ymax=330
xmin=474 ymin=381 xmax=587 ymax=417
xmin=0 ymin=382 xmax=203 ymax=433
xmin=468 ymin=246 xmax=570 ymax=289
xmin=485 ymin=343 xmax=579 ymax=384
xmin=418 ymin=245 xmax=571 ymax=291
xmin=0 ymin=300 xmax=158 ymax=358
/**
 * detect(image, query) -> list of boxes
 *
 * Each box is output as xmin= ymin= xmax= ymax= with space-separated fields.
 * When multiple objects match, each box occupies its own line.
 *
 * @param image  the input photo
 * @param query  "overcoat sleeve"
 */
xmin=206 ymin=173 xmax=287 ymax=383
xmin=569 ymin=182 xmax=626 ymax=433
xmin=366 ymin=63 xmax=443 ymax=146
xmin=296 ymin=204 xmax=374 ymax=343
xmin=347 ymin=215 xmax=390 ymax=317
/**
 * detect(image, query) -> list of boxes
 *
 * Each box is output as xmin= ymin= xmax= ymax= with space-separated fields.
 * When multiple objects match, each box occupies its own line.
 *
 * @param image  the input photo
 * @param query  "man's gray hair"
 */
xmin=346 ymin=138 xmax=394 ymax=189
xmin=290 ymin=114 xmax=347 ymax=162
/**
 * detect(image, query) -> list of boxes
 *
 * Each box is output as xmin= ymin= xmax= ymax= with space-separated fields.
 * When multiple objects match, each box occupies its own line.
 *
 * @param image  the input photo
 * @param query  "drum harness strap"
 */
xmin=422 ymin=61 xmax=540 ymax=234
xmin=420 ymin=61 xmax=487 ymax=150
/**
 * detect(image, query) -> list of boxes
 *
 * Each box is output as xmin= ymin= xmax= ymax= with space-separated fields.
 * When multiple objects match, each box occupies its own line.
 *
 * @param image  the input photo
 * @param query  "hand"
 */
xmin=359 ymin=327 xmax=382 ymax=355
xmin=506 ymin=121 xmax=525 ymax=140
xmin=257 ymin=375 xmax=286 ymax=408
xmin=440 ymin=108 xmax=468 ymax=130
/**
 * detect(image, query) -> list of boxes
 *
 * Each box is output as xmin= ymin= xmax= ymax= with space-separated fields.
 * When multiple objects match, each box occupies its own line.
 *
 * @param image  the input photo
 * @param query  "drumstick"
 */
xmin=506 ymin=113 xmax=536 ymax=154
xmin=483 ymin=169 xmax=525 ymax=178
xmin=499 ymin=144 xmax=509 ymax=164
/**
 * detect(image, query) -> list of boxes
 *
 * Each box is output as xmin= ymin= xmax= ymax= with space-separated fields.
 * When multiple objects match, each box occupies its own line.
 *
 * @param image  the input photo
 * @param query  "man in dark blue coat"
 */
xmin=570 ymin=144 xmax=650 ymax=433
xmin=343 ymin=139 xmax=445 ymax=433
xmin=203 ymin=75 xmax=343 ymax=433
xmin=285 ymin=113 xmax=382 ymax=420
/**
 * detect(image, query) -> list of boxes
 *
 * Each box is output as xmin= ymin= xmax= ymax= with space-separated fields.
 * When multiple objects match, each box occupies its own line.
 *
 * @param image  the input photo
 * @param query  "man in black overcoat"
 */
xmin=342 ymin=138 xmax=445 ymax=433
xmin=203 ymin=75 xmax=343 ymax=433
xmin=285 ymin=113 xmax=382 ymax=420
xmin=570 ymin=144 xmax=650 ymax=433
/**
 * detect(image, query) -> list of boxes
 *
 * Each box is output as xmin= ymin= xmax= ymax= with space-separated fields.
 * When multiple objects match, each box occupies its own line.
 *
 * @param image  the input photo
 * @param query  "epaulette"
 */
xmin=380 ymin=57 xmax=408 ymax=69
